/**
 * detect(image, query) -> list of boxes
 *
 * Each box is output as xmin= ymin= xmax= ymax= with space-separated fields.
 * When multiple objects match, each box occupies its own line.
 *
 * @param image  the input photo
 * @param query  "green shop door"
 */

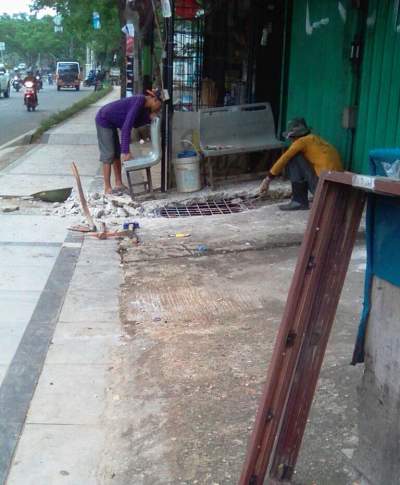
xmin=352 ymin=0 xmax=400 ymax=173
xmin=285 ymin=0 xmax=362 ymax=165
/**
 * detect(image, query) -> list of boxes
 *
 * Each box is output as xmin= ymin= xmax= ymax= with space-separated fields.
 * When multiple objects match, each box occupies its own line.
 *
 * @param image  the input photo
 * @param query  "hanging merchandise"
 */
xmin=126 ymin=36 xmax=134 ymax=56
xmin=126 ymin=54 xmax=134 ymax=96
xmin=161 ymin=0 xmax=172 ymax=18
xmin=122 ymin=23 xmax=135 ymax=97
xmin=121 ymin=23 xmax=135 ymax=37
xmin=92 ymin=11 xmax=101 ymax=30
xmin=175 ymin=0 xmax=199 ymax=20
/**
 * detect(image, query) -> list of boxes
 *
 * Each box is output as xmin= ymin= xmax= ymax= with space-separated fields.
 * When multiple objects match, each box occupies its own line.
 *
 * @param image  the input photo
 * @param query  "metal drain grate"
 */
xmin=155 ymin=199 xmax=255 ymax=218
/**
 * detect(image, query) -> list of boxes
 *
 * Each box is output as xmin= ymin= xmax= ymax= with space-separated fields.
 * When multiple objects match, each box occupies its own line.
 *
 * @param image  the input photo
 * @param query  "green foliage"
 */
xmin=0 ymin=1 xmax=122 ymax=68
xmin=32 ymin=0 xmax=122 ymax=66
xmin=31 ymin=83 xmax=113 ymax=142
xmin=0 ymin=14 xmax=71 ymax=67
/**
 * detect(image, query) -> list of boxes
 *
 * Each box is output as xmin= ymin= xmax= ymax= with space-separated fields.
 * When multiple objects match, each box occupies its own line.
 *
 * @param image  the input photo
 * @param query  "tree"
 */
xmin=32 ymin=0 xmax=122 ymax=67
xmin=0 ymin=14 xmax=74 ymax=67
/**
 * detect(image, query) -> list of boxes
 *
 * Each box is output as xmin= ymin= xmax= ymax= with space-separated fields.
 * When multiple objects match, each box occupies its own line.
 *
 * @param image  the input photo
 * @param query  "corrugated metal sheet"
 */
xmin=352 ymin=0 xmax=400 ymax=173
xmin=285 ymin=0 xmax=357 ymax=164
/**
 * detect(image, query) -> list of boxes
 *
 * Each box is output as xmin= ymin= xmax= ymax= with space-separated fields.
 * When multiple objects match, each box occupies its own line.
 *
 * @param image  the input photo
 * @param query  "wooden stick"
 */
xmin=71 ymin=162 xmax=96 ymax=231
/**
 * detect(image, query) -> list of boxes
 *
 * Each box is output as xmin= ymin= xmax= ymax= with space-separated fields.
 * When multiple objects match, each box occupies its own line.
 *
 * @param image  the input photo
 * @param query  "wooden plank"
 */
xmin=239 ymin=176 xmax=366 ymax=484
xmin=270 ymin=185 xmax=366 ymax=481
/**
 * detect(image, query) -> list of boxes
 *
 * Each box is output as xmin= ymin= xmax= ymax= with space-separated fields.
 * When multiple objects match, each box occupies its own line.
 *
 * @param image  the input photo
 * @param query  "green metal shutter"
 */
xmin=352 ymin=0 xmax=400 ymax=173
xmin=285 ymin=0 xmax=357 ymax=164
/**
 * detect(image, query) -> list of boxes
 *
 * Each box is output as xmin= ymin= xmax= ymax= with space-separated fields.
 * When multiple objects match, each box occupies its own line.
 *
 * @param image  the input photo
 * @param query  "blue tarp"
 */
xmin=351 ymin=149 xmax=400 ymax=365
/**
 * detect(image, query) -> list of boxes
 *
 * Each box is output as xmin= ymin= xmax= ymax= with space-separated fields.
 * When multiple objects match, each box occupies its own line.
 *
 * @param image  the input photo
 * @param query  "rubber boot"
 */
xmin=279 ymin=181 xmax=309 ymax=211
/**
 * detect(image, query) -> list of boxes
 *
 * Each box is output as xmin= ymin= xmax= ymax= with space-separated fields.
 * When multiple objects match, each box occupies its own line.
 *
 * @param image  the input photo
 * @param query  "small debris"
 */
xmin=196 ymin=244 xmax=208 ymax=254
xmin=2 ymin=205 xmax=19 ymax=213
xmin=117 ymin=207 xmax=128 ymax=218
xmin=169 ymin=233 xmax=191 ymax=238
xmin=59 ymin=470 xmax=70 ymax=476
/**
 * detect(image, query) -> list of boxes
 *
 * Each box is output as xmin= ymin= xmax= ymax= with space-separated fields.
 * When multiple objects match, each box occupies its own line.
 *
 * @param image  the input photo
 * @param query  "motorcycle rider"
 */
xmin=12 ymin=70 xmax=22 ymax=91
xmin=35 ymin=70 xmax=43 ymax=90
xmin=23 ymin=71 xmax=39 ymax=104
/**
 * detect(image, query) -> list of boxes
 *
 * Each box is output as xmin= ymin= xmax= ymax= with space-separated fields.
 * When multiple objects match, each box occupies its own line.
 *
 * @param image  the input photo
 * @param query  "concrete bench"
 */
xmin=123 ymin=117 xmax=161 ymax=197
xmin=199 ymin=102 xmax=284 ymax=187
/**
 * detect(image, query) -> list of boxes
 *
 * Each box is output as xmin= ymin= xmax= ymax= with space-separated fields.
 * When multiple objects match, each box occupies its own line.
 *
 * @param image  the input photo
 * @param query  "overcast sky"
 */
xmin=0 ymin=0 xmax=55 ymax=17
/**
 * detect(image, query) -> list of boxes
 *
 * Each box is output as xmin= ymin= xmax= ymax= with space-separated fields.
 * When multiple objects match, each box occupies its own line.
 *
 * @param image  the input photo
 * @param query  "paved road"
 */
xmin=0 ymin=82 xmax=94 ymax=146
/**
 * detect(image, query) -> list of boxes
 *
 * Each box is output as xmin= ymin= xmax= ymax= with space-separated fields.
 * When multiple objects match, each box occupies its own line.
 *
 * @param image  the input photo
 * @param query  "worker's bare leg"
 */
xmin=103 ymin=163 xmax=113 ymax=194
xmin=112 ymin=158 xmax=127 ymax=190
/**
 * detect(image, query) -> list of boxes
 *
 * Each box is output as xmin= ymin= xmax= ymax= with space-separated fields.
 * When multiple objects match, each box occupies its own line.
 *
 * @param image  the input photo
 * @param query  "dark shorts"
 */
xmin=96 ymin=124 xmax=121 ymax=164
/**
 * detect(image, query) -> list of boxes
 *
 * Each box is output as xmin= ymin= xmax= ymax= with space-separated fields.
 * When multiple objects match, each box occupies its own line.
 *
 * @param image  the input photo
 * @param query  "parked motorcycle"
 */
xmin=12 ymin=76 xmax=22 ymax=92
xmin=24 ymin=81 xmax=38 ymax=111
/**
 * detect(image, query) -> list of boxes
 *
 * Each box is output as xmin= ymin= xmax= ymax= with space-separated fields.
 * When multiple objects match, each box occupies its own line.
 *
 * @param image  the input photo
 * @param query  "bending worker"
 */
xmin=259 ymin=118 xmax=343 ymax=210
xmin=95 ymin=90 xmax=162 ymax=194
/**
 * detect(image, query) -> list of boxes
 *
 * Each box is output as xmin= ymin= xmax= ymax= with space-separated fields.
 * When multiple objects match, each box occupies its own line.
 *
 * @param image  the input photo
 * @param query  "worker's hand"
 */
xmin=259 ymin=177 xmax=271 ymax=195
xmin=121 ymin=152 xmax=133 ymax=162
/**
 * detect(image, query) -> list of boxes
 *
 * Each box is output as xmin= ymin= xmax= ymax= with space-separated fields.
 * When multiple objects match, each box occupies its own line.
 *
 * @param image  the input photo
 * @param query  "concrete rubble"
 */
xmin=45 ymin=191 xmax=142 ymax=226
xmin=42 ymin=178 xmax=292 ymax=229
xmin=2 ymin=204 xmax=20 ymax=213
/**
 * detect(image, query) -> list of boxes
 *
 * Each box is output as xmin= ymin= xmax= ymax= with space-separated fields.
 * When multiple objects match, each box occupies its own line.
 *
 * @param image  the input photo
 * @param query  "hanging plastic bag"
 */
xmin=381 ymin=160 xmax=400 ymax=180
xmin=161 ymin=0 xmax=172 ymax=17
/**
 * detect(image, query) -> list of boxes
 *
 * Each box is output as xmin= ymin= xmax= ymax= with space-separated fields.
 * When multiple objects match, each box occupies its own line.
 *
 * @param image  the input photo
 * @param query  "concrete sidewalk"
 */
xmin=0 ymin=88 xmax=125 ymax=485
xmin=0 ymin=87 xmax=367 ymax=485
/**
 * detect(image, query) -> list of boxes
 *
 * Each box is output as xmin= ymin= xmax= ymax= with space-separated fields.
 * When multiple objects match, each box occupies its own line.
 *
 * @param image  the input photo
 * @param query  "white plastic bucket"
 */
xmin=173 ymin=151 xmax=202 ymax=193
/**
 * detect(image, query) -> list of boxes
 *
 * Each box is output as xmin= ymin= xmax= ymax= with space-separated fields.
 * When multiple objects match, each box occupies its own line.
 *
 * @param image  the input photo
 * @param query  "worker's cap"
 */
xmin=146 ymin=88 xmax=163 ymax=102
xmin=283 ymin=118 xmax=311 ymax=139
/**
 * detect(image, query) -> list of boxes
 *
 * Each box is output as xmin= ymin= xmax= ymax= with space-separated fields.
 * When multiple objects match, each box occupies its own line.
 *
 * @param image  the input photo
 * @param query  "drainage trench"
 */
xmin=154 ymin=198 xmax=257 ymax=218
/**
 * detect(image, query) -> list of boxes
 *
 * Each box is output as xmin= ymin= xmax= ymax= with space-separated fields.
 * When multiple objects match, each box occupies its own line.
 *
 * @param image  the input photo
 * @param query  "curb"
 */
xmin=0 ymin=129 xmax=35 ymax=152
